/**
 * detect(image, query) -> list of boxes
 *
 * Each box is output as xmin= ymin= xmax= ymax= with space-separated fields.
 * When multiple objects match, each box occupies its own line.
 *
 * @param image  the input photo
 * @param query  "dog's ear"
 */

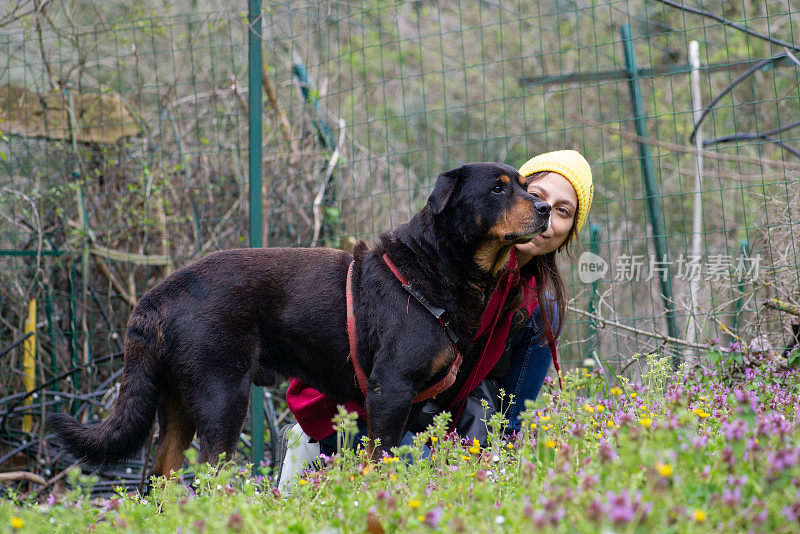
xmin=427 ymin=166 xmax=464 ymax=214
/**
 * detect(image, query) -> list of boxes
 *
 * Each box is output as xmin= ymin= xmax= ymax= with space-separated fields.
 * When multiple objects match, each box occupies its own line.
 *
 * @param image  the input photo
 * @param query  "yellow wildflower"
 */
xmin=639 ymin=418 xmax=652 ymax=428
xmin=506 ymin=443 xmax=514 ymax=449
xmin=692 ymin=408 xmax=710 ymax=418
xmin=540 ymin=415 xmax=551 ymax=422
xmin=461 ymin=455 xmax=471 ymax=461
xmin=655 ymin=461 xmax=673 ymax=477
xmin=469 ymin=446 xmax=480 ymax=455
xmin=630 ymin=392 xmax=638 ymax=399
xmin=693 ymin=509 xmax=707 ymax=522
xmin=297 ymin=479 xmax=308 ymax=486
xmin=418 ymin=515 xmax=425 ymax=522
xmin=595 ymin=404 xmax=605 ymax=412
xmin=583 ymin=404 xmax=595 ymax=413
xmin=610 ymin=387 xmax=623 ymax=396
xmin=544 ymin=440 xmax=556 ymax=449
xmin=606 ymin=420 xmax=615 ymax=428
xmin=390 ymin=474 xmax=397 ymax=481
xmin=11 ymin=518 xmax=24 ymax=529
xmin=362 ymin=465 xmax=373 ymax=476
xmin=430 ymin=436 xmax=438 ymax=443
xmin=409 ymin=500 xmax=421 ymax=509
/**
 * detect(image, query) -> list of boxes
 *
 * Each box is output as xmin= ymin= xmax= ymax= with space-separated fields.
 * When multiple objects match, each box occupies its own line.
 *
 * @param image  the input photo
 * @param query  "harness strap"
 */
xmin=345 ymin=261 xmax=368 ymax=394
xmin=345 ymin=258 xmax=463 ymax=403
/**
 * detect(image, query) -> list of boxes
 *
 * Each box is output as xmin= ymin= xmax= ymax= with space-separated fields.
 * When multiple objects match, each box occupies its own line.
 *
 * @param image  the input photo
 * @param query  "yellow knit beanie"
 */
xmin=518 ymin=149 xmax=593 ymax=235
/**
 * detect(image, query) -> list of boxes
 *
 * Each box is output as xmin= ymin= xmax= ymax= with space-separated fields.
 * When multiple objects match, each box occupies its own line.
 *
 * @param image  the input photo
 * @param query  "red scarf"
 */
xmin=446 ymin=249 xmax=540 ymax=411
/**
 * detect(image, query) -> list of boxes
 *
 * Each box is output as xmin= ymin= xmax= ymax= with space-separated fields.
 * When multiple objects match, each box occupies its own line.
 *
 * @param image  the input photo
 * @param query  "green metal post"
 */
xmin=45 ymin=284 xmax=59 ymax=413
xmin=248 ymin=0 xmax=265 ymax=474
xmin=732 ymin=239 xmax=749 ymax=332
xmin=620 ymin=24 xmax=681 ymax=366
xmin=586 ymin=224 xmax=600 ymax=358
xmin=68 ymin=262 xmax=80 ymax=414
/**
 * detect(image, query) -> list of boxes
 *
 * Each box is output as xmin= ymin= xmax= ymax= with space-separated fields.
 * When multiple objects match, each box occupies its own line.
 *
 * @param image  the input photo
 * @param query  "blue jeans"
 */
xmin=499 ymin=304 xmax=557 ymax=432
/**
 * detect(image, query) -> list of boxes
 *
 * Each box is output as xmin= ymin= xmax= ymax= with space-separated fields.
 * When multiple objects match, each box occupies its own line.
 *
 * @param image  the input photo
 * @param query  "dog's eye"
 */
xmin=492 ymin=184 xmax=504 ymax=194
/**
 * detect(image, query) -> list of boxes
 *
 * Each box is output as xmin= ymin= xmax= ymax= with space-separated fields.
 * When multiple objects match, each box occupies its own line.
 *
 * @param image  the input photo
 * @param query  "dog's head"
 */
xmin=427 ymin=162 xmax=551 ymax=274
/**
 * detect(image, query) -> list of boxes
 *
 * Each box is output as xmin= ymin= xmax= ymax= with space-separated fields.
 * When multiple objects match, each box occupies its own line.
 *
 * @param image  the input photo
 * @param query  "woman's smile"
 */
xmin=516 ymin=171 xmax=578 ymax=265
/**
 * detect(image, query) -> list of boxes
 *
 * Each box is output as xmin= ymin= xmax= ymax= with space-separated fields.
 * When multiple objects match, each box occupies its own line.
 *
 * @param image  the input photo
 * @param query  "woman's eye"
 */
xmin=492 ymin=184 xmax=504 ymax=193
xmin=558 ymin=207 xmax=571 ymax=216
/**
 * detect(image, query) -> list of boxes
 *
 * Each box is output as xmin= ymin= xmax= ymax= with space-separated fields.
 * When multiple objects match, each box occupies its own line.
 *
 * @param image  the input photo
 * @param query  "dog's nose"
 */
xmin=534 ymin=201 xmax=551 ymax=217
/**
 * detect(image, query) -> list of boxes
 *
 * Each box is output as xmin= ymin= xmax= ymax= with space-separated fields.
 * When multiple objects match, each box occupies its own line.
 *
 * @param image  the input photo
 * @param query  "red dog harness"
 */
xmin=346 ymin=256 xmax=463 ymax=403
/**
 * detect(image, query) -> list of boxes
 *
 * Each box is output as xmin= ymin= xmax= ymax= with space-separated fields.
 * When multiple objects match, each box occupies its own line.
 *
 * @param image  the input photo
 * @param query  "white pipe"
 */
xmin=687 ymin=40 xmax=704 ymax=347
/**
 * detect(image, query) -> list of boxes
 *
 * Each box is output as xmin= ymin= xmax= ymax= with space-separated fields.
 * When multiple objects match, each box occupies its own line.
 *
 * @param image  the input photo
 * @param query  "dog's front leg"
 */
xmin=363 ymin=371 xmax=415 ymax=461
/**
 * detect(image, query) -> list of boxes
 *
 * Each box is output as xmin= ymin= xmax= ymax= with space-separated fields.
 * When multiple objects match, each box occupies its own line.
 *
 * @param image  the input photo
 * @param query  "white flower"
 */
xmin=494 ymin=515 xmax=506 ymax=524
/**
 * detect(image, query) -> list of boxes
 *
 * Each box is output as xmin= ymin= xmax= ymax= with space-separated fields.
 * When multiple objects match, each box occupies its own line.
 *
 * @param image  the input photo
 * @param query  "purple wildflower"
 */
xmin=424 ymin=507 xmax=443 ymax=527
xmin=604 ymin=490 xmax=651 ymax=526
xmin=721 ymin=487 xmax=742 ymax=507
xmin=598 ymin=440 xmax=618 ymax=463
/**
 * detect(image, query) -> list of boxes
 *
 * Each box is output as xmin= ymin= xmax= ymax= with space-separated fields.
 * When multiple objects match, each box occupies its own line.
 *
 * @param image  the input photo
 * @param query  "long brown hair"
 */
xmin=508 ymin=171 xmax=580 ymax=344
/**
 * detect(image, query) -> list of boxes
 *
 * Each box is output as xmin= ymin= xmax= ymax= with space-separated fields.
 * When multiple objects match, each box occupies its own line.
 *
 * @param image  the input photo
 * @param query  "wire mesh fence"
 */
xmin=1 ymin=0 xmax=799 ymax=484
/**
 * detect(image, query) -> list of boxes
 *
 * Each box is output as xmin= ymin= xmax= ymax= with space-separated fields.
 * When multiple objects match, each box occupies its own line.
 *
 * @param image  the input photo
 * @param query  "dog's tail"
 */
xmin=49 ymin=302 xmax=163 ymax=468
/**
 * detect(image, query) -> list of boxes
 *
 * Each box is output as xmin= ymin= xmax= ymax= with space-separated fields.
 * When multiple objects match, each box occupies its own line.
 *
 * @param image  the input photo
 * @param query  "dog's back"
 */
xmin=50 ymin=246 xmax=355 ymax=474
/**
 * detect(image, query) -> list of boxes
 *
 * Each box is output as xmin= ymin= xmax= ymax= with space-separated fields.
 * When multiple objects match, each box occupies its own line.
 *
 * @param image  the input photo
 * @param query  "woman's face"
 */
xmin=515 ymin=171 xmax=578 ymax=258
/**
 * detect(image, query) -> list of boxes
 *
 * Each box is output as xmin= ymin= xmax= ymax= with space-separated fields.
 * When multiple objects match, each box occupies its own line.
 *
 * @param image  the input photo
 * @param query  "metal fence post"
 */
xmin=620 ymin=24 xmax=681 ymax=366
xmin=733 ymin=239 xmax=749 ymax=332
xmin=248 ymin=0 xmax=265 ymax=474
xmin=586 ymin=224 xmax=601 ymax=359
xmin=687 ymin=40 xmax=705 ymax=348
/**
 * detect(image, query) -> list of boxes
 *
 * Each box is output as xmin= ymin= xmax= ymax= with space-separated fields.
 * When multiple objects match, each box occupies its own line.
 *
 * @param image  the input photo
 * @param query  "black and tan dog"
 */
xmin=50 ymin=162 xmax=551 ymax=477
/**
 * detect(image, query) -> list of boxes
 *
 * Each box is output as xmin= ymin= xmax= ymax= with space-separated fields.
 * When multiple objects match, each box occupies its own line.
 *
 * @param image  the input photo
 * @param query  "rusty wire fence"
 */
xmin=1 ymin=0 xmax=799 ymax=487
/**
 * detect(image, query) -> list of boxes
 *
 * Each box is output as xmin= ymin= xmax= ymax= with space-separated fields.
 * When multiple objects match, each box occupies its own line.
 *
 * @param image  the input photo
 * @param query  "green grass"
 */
xmin=3 ymin=351 xmax=799 ymax=532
